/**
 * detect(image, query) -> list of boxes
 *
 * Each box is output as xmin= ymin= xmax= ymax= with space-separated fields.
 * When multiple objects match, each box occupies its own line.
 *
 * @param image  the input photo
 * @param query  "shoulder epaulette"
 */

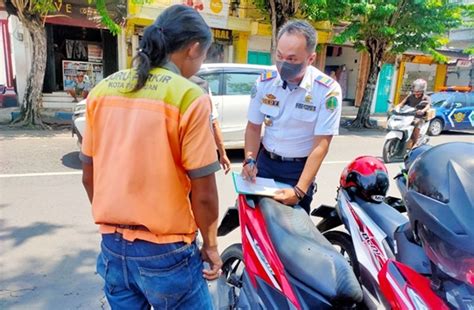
xmin=315 ymin=74 xmax=335 ymax=88
xmin=260 ymin=71 xmax=278 ymax=82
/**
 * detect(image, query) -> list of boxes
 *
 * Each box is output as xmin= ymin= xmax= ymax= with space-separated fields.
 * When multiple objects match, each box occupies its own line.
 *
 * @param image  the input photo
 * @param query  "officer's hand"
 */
xmin=201 ymin=245 xmax=223 ymax=281
xmin=241 ymin=161 xmax=258 ymax=183
xmin=220 ymin=154 xmax=231 ymax=175
xmin=274 ymin=188 xmax=300 ymax=206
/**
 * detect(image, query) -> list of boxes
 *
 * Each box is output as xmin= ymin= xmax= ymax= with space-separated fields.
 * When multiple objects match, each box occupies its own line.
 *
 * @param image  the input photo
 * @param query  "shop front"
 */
xmin=42 ymin=0 xmax=126 ymax=93
xmin=393 ymin=54 xmax=447 ymax=105
xmin=126 ymin=0 xmax=255 ymax=66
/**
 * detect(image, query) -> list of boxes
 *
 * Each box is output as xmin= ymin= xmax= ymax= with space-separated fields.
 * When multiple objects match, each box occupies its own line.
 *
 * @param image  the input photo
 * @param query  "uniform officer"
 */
xmin=242 ymin=20 xmax=342 ymax=214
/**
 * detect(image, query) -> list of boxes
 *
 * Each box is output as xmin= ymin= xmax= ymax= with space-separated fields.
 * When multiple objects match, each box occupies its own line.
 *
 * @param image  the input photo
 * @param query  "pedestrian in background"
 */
xmin=190 ymin=75 xmax=231 ymax=174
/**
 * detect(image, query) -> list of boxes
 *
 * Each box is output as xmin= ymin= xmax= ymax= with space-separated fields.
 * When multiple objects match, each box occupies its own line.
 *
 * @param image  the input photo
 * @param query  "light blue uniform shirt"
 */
xmin=247 ymin=65 xmax=342 ymax=158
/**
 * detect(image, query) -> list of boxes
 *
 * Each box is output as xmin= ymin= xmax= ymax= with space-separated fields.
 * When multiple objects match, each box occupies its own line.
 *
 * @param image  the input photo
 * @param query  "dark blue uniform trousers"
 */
xmin=256 ymin=150 xmax=315 ymax=214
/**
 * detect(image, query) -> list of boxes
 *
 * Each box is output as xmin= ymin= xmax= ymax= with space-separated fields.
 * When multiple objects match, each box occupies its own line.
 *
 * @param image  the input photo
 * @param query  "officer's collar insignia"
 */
xmin=326 ymin=96 xmax=338 ymax=111
xmin=262 ymin=93 xmax=279 ymax=106
xmin=260 ymin=71 xmax=278 ymax=82
xmin=315 ymin=75 xmax=334 ymax=88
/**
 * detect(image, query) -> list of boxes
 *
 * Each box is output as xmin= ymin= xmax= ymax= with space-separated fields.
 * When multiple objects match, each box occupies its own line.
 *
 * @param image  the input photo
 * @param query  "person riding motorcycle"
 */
xmin=397 ymin=79 xmax=432 ymax=150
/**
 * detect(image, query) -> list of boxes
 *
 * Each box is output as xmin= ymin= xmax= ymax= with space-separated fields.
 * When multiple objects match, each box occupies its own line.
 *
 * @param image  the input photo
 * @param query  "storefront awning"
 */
xmin=45 ymin=0 xmax=126 ymax=29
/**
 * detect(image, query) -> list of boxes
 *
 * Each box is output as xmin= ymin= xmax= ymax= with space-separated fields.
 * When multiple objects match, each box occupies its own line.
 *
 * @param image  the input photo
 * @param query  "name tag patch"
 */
xmin=296 ymin=103 xmax=316 ymax=112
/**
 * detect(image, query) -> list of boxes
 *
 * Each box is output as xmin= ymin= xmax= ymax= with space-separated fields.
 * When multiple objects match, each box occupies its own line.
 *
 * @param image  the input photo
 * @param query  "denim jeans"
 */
xmin=97 ymin=233 xmax=212 ymax=310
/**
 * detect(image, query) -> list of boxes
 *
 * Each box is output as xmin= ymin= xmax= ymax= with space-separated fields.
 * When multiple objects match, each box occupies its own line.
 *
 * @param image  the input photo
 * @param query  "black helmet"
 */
xmin=404 ymin=144 xmax=433 ymax=171
xmin=406 ymin=142 xmax=474 ymax=285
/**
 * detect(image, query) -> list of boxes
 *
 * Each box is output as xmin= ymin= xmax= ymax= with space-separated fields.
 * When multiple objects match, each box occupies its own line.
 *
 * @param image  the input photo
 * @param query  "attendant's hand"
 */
xmin=241 ymin=158 xmax=257 ymax=183
xmin=219 ymin=153 xmax=231 ymax=175
xmin=274 ymin=188 xmax=300 ymax=206
xmin=201 ymin=245 xmax=222 ymax=281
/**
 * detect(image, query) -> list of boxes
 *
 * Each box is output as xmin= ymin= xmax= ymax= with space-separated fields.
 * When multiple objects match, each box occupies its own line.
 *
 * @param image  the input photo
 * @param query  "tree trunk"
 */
xmin=269 ymin=0 xmax=277 ymax=57
xmin=351 ymin=42 xmax=385 ymax=128
xmin=12 ymin=17 xmax=47 ymax=128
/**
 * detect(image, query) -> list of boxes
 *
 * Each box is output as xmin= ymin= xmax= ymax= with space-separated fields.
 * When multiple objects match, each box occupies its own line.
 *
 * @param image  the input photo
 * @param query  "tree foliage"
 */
xmin=305 ymin=0 xmax=465 ymax=128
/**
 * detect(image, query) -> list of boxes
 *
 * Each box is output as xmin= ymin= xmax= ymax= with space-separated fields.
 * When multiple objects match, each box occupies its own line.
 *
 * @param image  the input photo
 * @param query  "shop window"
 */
xmin=224 ymin=73 xmax=260 ymax=96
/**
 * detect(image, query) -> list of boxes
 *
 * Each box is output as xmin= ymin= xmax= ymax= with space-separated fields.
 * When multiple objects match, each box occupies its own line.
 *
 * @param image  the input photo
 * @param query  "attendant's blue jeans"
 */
xmin=97 ymin=233 xmax=212 ymax=309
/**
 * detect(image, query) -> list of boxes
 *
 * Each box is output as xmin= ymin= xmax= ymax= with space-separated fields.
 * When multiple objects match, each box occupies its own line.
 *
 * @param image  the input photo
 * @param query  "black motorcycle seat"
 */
xmin=353 ymin=196 xmax=408 ymax=250
xmin=259 ymin=198 xmax=363 ymax=304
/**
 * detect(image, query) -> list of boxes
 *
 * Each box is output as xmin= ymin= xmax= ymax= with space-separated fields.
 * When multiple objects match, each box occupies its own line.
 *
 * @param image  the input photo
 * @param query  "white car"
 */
xmin=73 ymin=63 xmax=274 ymax=149
xmin=197 ymin=63 xmax=273 ymax=149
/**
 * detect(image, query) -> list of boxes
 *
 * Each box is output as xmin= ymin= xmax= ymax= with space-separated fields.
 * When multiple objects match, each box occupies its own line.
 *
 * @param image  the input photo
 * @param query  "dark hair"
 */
xmin=277 ymin=20 xmax=317 ymax=53
xmin=132 ymin=5 xmax=212 ymax=91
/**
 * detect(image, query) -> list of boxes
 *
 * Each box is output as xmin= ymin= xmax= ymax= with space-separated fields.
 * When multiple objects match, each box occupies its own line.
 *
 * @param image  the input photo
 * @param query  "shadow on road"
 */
xmin=226 ymin=149 xmax=244 ymax=164
xmin=441 ymin=130 xmax=474 ymax=136
xmin=61 ymin=152 xmax=82 ymax=170
xmin=0 ymin=222 xmax=64 ymax=247
xmin=0 ymin=248 xmax=106 ymax=310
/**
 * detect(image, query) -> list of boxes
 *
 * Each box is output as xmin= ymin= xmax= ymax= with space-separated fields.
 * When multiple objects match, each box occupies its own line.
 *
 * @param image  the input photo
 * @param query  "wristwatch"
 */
xmin=243 ymin=157 xmax=256 ymax=167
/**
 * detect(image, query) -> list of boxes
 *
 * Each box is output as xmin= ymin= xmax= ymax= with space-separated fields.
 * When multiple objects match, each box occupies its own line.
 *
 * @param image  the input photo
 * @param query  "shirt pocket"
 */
xmin=292 ymin=103 xmax=318 ymax=122
xmin=259 ymin=104 xmax=280 ymax=117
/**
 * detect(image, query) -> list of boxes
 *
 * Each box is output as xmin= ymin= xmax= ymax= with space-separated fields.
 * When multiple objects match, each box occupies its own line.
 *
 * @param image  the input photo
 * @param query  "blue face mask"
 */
xmin=276 ymin=61 xmax=304 ymax=81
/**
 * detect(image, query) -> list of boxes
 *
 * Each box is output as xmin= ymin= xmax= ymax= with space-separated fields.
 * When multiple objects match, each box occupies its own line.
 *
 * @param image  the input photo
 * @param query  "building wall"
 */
xmin=8 ymin=15 xmax=32 ymax=104
xmin=248 ymin=35 xmax=271 ymax=52
xmin=325 ymin=46 xmax=360 ymax=101
xmin=0 ymin=13 xmax=7 ymax=86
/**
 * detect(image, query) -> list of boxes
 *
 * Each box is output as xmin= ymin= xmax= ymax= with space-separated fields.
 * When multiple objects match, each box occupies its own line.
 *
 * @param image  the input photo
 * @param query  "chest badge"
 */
xmin=262 ymin=94 xmax=280 ymax=107
xmin=326 ymin=96 xmax=338 ymax=111
xmin=305 ymin=94 xmax=312 ymax=103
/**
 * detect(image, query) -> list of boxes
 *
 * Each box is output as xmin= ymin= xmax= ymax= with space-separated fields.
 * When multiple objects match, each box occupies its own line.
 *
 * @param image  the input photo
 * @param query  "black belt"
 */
xmin=262 ymin=149 xmax=307 ymax=162
xmin=110 ymin=224 xmax=149 ymax=231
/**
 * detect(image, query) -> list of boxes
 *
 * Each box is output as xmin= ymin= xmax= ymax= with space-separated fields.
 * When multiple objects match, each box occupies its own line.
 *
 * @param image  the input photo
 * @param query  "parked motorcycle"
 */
xmin=217 ymin=194 xmax=364 ymax=309
xmin=383 ymin=105 xmax=430 ymax=163
xmin=402 ymin=142 xmax=474 ymax=310
xmin=312 ymin=156 xmax=448 ymax=309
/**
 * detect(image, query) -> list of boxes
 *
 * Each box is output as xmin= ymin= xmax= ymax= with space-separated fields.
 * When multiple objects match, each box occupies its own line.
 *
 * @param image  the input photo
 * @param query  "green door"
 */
xmin=248 ymin=51 xmax=271 ymax=65
xmin=375 ymin=64 xmax=395 ymax=113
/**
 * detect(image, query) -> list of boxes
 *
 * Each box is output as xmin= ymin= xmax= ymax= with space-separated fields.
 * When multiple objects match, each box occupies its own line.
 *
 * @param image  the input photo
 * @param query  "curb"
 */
xmin=0 ymin=108 xmax=73 ymax=125
xmin=341 ymin=115 xmax=387 ymax=129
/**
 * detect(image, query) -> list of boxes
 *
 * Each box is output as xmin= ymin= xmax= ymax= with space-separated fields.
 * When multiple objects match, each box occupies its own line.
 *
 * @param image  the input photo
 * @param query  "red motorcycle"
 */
xmin=218 ymin=194 xmax=363 ymax=309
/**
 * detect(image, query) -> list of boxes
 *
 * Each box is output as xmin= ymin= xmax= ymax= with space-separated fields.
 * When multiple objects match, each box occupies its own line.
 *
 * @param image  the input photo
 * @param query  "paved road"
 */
xmin=0 ymin=127 xmax=472 ymax=309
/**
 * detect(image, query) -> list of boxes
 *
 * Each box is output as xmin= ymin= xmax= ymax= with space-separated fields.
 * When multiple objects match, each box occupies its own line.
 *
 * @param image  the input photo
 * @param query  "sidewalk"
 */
xmin=0 ymin=105 xmax=388 ymax=127
xmin=341 ymin=105 xmax=388 ymax=128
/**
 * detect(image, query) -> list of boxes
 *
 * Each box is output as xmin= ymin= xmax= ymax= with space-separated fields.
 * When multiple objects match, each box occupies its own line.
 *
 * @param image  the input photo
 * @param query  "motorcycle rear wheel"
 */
xmin=323 ymin=231 xmax=360 ymax=279
xmin=221 ymin=243 xmax=244 ymax=289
